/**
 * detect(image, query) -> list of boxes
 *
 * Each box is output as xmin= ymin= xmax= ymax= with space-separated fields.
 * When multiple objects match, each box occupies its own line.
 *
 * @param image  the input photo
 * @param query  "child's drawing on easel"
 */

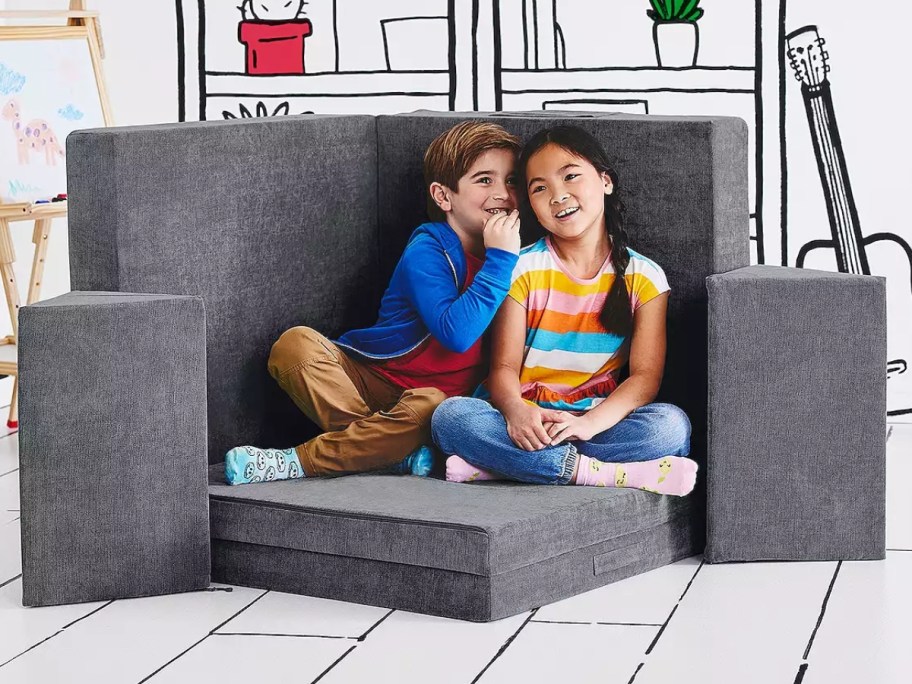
xmin=0 ymin=37 xmax=105 ymax=202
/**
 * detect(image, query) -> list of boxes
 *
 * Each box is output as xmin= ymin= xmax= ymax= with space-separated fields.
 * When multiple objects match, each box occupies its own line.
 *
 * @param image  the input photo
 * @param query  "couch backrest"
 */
xmin=67 ymin=111 xmax=748 ymax=464
xmin=377 ymin=112 xmax=749 ymax=462
xmin=68 ymin=115 xmax=381 ymax=460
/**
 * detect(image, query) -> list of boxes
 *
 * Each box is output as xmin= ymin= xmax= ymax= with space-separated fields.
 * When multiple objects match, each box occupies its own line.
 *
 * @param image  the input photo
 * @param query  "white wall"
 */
xmin=2 ymin=0 xmax=910 ymax=417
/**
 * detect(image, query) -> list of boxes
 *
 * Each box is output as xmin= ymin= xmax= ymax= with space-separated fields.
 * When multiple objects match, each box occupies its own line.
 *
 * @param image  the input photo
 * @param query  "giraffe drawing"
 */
xmin=2 ymin=98 xmax=64 ymax=166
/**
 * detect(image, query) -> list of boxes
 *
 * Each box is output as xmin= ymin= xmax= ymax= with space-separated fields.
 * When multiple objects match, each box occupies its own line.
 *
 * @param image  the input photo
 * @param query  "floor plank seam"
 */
xmin=0 ymin=543 xmax=105 ymax=668
xmin=215 ymin=632 xmax=358 ymax=640
xmin=0 ymin=572 xmax=21 ymax=590
xmin=471 ymin=607 xmax=539 ymax=683
xmin=137 ymin=633 xmax=213 ymax=683
xmin=627 ymin=559 xmax=705 ymax=681
xmin=627 ymin=661 xmax=645 ymax=683
xmin=530 ymin=619 xmax=663 ymax=627
xmin=209 ymin=589 xmax=269 ymax=635
xmin=644 ymin=603 xmax=678 ymax=656
xmin=802 ymin=561 xmax=841 ymax=660
xmin=311 ymin=644 xmax=358 ymax=684
xmin=357 ymin=608 xmax=395 ymax=641
xmin=60 ymin=599 xmax=114 ymax=631
xmin=0 ymin=629 xmax=63 ymax=670
xmin=138 ymin=590 xmax=270 ymax=682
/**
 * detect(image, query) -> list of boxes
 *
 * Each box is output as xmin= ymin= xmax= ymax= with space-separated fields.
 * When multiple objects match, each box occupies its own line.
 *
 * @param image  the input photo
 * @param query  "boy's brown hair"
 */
xmin=423 ymin=121 xmax=521 ymax=221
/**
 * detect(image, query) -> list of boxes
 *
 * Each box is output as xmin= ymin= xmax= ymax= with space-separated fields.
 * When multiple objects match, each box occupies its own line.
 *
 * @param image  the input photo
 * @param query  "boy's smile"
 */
xmin=435 ymin=148 xmax=518 ymax=238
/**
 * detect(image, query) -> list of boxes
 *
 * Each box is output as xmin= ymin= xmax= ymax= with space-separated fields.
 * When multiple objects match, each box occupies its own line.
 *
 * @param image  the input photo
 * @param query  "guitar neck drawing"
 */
xmin=788 ymin=25 xmax=912 ymax=416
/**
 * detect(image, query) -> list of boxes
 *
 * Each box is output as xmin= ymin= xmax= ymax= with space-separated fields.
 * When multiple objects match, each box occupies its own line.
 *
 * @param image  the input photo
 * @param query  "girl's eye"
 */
xmin=531 ymin=185 xmax=545 ymax=194
xmin=565 ymin=173 xmax=580 ymax=181
xmin=478 ymin=177 xmax=492 ymax=184
xmin=506 ymin=176 xmax=517 ymax=186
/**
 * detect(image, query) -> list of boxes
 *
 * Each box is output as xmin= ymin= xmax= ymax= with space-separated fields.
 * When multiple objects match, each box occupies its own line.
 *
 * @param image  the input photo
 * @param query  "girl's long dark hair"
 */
xmin=518 ymin=125 xmax=632 ymax=336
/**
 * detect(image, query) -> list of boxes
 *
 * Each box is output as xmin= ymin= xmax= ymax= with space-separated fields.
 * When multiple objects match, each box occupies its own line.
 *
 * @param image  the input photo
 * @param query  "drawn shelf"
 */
xmin=204 ymin=71 xmax=451 ymax=116
xmin=500 ymin=66 xmax=755 ymax=110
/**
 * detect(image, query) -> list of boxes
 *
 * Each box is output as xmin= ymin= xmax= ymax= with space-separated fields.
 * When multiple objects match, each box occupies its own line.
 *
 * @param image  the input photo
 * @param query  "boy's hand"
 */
xmin=502 ymin=401 xmax=551 ymax=451
xmin=483 ymin=209 xmax=521 ymax=255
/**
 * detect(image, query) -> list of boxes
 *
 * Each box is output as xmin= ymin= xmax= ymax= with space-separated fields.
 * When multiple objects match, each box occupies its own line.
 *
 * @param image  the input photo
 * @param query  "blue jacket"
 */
xmin=335 ymin=222 xmax=518 ymax=359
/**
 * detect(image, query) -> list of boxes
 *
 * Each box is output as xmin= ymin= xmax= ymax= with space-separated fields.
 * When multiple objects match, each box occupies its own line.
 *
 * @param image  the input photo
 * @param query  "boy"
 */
xmin=225 ymin=120 xmax=522 ymax=484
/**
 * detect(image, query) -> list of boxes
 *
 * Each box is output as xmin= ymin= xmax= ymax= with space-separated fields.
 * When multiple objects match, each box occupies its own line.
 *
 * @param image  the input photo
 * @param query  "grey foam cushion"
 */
xmin=67 ymin=112 xmax=749 ymax=467
xmin=19 ymin=292 xmax=210 ymax=606
xmin=208 ymin=465 xmax=699 ymax=620
xmin=379 ymin=111 xmax=748 ymax=470
xmin=209 ymin=465 xmax=693 ymax=575
xmin=212 ymin=514 xmax=697 ymax=622
xmin=67 ymin=115 xmax=381 ymax=463
xmin=705 ymin=265 xmax=887 ymax=562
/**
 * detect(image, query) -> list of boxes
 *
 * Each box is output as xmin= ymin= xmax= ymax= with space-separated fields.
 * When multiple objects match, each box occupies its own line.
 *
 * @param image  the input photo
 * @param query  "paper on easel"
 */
xmin=0 ymin=37 xmax=105 ymax=203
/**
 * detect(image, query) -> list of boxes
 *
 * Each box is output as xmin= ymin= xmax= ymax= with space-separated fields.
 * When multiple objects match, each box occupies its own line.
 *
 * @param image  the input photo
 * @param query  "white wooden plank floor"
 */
xmin=0 ymin=422 xmax=908 ymax=683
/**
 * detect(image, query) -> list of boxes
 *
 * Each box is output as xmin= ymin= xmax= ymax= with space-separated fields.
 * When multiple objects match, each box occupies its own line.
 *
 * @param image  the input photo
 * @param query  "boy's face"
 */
xmin=433 ymin=148 xmax=518 ymax=237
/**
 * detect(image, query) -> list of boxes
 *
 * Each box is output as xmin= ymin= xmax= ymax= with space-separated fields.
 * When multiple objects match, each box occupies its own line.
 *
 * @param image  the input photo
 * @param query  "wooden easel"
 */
xmin=0 ymin=1 xmax=112 ymax=429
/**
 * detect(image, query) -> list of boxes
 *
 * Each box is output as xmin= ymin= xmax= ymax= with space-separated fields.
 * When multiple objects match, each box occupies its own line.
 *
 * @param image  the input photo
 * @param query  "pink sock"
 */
xmin=575 ymin=455 xmax=698 ymax=496
xmin=446 ymin=455 xmax=501 ymax=483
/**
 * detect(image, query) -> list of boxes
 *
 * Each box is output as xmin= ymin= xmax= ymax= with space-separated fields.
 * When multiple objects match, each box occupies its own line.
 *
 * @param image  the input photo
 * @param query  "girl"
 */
xmin=431 ymin=125 xmax=698 ymax=496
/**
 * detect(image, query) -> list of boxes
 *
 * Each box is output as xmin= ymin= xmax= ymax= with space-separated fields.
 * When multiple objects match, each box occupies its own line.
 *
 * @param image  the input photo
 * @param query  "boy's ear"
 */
xmin=429 ymin=182 xmax=453 ymax=213
xmin=601 ymin=172 xmax=614 ymax=196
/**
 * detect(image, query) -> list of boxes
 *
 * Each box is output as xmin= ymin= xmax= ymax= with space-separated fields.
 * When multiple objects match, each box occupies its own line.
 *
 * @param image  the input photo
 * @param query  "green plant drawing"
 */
xmin=647 ymin=0 xmax=704 ymax=23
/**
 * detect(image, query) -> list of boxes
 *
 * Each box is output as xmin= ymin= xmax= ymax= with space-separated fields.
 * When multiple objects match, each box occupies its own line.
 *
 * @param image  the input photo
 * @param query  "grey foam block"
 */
xmin=18 ymin=291 xmax=210 ymax=606
xmin=705 ymin=265 xmax=886 ymax=562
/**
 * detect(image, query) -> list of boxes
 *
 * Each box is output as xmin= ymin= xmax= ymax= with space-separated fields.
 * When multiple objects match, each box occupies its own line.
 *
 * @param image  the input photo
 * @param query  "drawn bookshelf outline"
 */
xmin=174 ymin=1 xmax=912 ymax=414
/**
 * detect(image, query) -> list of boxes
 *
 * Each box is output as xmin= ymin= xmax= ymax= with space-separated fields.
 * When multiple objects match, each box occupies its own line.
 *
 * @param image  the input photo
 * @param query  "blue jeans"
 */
xmin=431 ymin=398 xmax=691 ymax=485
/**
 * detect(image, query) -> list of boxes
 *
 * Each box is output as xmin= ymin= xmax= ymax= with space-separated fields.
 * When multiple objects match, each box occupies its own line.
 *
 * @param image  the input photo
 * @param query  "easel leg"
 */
xmin=28 ymin=218 xmax=52 ymax=305
xmin=8 ymin=377 xmax=17 ymax=430
xmin=0 ymin=217 xmax=22 ymax=430
xmin=0 ymin=217 xmax=20 ymax=339
xmin=4 ymin=218 xmax=54 ymax=430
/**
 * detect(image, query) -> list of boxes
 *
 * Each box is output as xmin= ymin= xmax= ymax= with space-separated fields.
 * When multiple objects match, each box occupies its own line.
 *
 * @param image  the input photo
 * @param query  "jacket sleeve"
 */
xmin=400 ymin=238 xmax=519 ymax=353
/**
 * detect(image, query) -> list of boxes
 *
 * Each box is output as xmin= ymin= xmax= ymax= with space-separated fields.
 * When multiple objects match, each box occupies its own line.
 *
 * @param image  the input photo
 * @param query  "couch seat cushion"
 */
xmin=208 ymin=465 xmax=694 ymax=577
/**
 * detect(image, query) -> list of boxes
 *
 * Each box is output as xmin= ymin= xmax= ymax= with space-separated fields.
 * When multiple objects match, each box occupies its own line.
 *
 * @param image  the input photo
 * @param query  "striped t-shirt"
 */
xmin=507 ymin=237 xmax=669 ymax=412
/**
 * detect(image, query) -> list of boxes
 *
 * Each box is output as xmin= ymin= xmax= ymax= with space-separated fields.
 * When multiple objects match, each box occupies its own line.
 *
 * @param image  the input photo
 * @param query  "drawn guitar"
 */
xmin=787 ymin=25 xmax=912 ymax=416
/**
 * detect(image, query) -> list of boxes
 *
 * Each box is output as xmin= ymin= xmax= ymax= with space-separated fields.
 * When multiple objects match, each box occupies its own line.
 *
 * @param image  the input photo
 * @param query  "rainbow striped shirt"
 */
xmin=507 ymin=237 xmax=669 ymax=412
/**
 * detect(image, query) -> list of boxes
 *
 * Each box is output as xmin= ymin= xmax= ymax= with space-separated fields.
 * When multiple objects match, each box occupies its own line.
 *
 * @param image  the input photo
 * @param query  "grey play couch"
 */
xmin=17 ymin=111 xmax=886 ymax=621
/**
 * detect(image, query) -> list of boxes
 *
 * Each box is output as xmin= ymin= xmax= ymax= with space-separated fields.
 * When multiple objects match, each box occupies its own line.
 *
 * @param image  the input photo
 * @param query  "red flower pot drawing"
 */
xmin=239 ymin=19 xmax=313 ymax=75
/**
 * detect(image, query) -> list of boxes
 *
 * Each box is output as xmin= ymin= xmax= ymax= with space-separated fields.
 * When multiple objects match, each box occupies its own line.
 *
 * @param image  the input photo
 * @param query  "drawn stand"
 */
xmin=0 ymin=1 xmax=112 ymax=428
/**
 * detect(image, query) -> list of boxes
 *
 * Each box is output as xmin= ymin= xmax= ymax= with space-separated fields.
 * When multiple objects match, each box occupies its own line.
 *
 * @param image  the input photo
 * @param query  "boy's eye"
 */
xmin=478 ymin=177 xmax=492 ymax=184
xmin=531 ymin=185 xmax=545 ymax=194
xmin=565 ymin=173 xmax=580 ymax=181
xmin=506 ymin=176 xmax=517 ymax=186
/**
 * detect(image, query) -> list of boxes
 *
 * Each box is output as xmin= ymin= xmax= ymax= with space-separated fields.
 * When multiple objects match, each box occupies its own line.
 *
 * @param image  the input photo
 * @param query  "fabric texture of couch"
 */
xmin=705 ymin=265 xmax=886 ymax=562
xmin=15 ymin=110 xmax=882 ymax=620
xmin=18 ymin=292 xmax=210 ymax=606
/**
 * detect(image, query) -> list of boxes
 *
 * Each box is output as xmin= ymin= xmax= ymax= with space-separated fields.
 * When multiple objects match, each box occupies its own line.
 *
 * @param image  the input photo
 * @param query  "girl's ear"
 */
xmin=601 ymin=172 xmax=614 ymax=196
xmin=429 ymin=182 xmax=452 ymax=212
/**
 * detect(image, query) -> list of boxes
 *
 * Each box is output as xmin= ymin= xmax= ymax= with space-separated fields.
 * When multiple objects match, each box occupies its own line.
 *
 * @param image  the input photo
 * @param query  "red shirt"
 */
xmin=372 ymin=252 xmax=487 ymax=397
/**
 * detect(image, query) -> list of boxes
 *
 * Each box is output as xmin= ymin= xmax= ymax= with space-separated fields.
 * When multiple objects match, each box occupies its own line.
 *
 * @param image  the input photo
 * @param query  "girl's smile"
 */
xmin=526 ymin=143 xmax=613 ymax=240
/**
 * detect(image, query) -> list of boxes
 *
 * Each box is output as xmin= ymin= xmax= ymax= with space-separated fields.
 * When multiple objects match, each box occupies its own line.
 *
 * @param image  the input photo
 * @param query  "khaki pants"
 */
xmin=267 ymin=326 xmax=447 ymax=476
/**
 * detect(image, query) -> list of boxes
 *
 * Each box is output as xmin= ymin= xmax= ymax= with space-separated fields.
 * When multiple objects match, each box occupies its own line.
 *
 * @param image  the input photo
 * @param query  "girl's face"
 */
xmin=525 ymin=143 xmax=613 ymax=241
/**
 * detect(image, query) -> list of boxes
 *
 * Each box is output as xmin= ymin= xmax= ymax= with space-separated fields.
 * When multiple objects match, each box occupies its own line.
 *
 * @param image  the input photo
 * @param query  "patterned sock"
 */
xmin=225 ymin=446 xmax=304 ymax=485
xmin=575 ymin=455 xmax=698 ymax=496
xmin=445 ymin=455 xmax=501 ymax=483
xmin=383 ymin=445 xmax=435 ymax=477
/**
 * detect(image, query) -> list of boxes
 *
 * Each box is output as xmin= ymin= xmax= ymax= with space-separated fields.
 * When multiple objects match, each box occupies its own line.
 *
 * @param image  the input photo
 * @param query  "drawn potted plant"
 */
xmin=238 ymin=0 xmax=313 ymax=75
xmin=647 ymin=0 xmax=704 ymax=68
